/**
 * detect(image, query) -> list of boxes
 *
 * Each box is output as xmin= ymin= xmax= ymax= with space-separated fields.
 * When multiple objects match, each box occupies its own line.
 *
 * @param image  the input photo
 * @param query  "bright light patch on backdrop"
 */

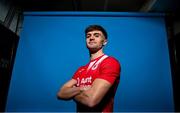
xmin=6 ymin=12 xmax=174 ymax=112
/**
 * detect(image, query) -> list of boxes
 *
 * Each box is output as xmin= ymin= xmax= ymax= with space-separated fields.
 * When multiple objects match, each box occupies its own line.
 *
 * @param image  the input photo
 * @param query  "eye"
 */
xmin=94 ymin=33 xmax=100 ymax=37
xmin=86 ymin=34 xmax=91 ymax=38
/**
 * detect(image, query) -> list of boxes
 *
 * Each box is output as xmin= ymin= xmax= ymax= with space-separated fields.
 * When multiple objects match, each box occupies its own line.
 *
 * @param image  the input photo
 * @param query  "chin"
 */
xmin=88 ymin=47 xmax=101 ymax=53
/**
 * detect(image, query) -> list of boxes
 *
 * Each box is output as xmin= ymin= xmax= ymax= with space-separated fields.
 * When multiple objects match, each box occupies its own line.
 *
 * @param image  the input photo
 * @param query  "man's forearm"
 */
xmin=57 ymin=86 xmax=81 ymax=100
xmin=74 ymin=90 xmax=95 ymax=107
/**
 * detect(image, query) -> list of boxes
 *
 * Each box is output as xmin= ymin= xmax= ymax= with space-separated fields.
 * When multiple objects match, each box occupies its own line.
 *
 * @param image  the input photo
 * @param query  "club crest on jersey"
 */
xmin=90 ymin=55 xmax=108 ymax=71
xmin=91 ymin=63 xmax=99 ymax=70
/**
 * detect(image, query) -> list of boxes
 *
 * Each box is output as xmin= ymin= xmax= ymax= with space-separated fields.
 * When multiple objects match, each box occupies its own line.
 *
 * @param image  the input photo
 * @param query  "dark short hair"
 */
xmin=85 ymin=25 xmax=108 ymax=39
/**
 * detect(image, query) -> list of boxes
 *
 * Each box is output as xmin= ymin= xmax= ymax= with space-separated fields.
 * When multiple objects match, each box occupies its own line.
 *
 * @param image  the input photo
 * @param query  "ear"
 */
xmin=103 ymin=40 xmax=107 ymax=46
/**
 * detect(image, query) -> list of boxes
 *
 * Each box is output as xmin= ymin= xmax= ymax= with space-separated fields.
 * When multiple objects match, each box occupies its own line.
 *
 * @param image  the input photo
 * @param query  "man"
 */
xmin=57 ymin=25 xmax=121 ymax=112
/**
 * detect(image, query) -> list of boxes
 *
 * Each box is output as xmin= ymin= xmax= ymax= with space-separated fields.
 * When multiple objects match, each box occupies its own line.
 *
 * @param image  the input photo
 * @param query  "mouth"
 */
xmin=89 ymin=42 xmax=96 ymax=44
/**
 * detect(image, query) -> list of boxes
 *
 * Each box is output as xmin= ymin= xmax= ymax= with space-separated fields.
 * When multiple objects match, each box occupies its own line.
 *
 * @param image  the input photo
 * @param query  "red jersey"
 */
xmin=72 ymin=54 xmax=121 ymax=112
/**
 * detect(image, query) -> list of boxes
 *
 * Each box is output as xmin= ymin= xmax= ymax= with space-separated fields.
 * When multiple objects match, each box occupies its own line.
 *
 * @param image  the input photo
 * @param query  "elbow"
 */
xmin=87 ymin=98 xmax=99 ymax=108
xmin=57 ymin=92 xmax=63 ymax=99
xmin=88 ymin=102 xmax=96 ymax=108
xmin=57 ymin=92 xmax=69 ymax=100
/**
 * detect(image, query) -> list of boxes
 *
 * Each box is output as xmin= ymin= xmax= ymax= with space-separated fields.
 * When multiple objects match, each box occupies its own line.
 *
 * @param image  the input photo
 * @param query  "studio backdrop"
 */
xmin=6 ymin=12 xmax=174 ymax=112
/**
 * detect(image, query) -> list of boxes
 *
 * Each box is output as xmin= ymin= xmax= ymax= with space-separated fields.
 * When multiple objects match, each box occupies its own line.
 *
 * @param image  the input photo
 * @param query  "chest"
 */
xmin=75 ymin=55 xmax=108 ymax=87
xmin=76 ymin=61 xmax=101 ymax=87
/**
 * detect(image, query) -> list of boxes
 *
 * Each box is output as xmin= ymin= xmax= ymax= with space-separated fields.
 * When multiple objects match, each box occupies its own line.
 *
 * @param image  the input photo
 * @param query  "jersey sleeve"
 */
xmin=97 ymin=57 xmax=121 ymax=84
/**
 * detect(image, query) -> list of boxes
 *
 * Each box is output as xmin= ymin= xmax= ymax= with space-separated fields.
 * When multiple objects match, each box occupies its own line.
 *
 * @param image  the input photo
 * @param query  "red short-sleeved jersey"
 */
xmin=72 ymin=54 xmax=121 ymax=112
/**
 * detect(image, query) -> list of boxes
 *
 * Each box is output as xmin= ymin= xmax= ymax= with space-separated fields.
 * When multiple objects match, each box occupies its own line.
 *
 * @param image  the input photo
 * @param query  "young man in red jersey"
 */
xmin=57 ymin=25 xmax=121 ymax=112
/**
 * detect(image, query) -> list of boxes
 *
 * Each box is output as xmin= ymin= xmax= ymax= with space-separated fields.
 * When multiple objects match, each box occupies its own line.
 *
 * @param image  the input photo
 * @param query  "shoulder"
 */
xmin=100 ymin=55 xmax=121 ymax=72
xmin=76 ymin=65 xmax=86 ymax=72
xmin=103 ymin=56 xmax=120 ymax=66
xmin=72 ymin=65 xmax=86 ymax=78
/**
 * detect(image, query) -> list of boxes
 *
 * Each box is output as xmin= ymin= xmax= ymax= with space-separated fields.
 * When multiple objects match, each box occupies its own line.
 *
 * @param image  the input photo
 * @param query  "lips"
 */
xmin=89 ymin=42 xmax=96 ymax=44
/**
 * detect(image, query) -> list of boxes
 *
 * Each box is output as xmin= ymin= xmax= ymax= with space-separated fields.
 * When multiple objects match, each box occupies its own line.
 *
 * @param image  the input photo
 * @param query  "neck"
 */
xmin=89 ymin=49 xmax=104 ymax=60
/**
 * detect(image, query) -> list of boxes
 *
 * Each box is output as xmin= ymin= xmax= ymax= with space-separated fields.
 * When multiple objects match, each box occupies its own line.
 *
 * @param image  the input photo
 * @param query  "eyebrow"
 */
xmin=86 ymin=32 xmax=102 ymax=35
xmin=94 ymin=33 xmax=101 ymax=35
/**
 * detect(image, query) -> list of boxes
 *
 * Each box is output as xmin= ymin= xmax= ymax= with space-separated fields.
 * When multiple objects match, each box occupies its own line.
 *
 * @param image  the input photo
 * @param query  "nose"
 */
xmin=89 ymin=35 xmax=95 ymax=40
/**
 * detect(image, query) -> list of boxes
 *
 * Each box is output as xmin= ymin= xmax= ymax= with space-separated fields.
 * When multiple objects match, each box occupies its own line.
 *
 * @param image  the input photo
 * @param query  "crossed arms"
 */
xmin=57 ymin=78 xmax=112 ymax=107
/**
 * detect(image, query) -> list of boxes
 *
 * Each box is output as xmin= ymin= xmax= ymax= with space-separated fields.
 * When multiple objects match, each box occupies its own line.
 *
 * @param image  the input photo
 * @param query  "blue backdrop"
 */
xmin=6 ymin=12 xmax=174 ymax=112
